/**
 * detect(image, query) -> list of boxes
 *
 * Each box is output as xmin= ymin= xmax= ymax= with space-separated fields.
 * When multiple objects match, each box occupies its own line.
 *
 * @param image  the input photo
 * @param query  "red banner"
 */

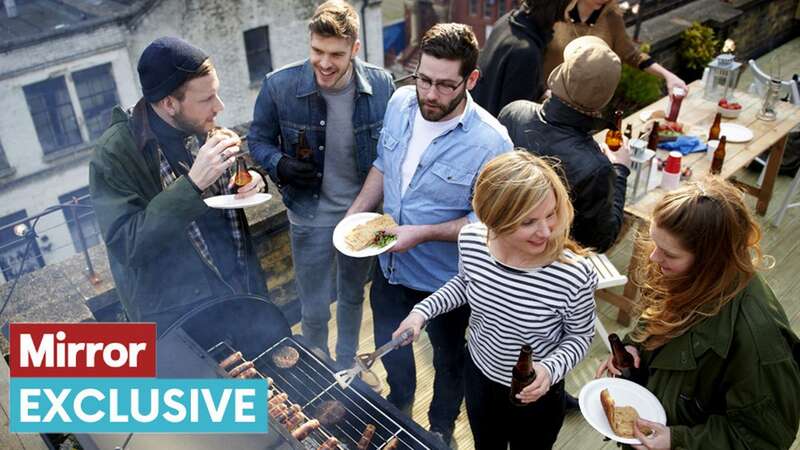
xmin=9 ymin=323 xmax=156 ymax=377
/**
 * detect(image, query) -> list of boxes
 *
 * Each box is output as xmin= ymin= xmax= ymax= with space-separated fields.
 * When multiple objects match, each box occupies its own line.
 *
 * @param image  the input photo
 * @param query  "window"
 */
xmin=498 ymin=0 xmax=508 ymax=17
xmin=0 ymin=139 xmax=10 ymax=174
xmin=73 ymin=64 xmax=119 ymax=140
xmin=0 ymin=210 xmax=45 ymax=283
xmin=244 ymin=26 xmax=273 ymax=83
xmin=469 ymin=0 xmax=478 ymax=16
xmin=58 ymin=187 xmax=100 ymax=253
xmin=23 ymin=77 xmax=83 ymax=154
xmin=484 ymin=0 xmax=495 ymax=19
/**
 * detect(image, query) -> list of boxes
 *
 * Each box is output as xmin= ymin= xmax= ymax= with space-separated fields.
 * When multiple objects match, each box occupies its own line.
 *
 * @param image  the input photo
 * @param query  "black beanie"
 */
xmin=137 ymin=37 xmax=209 ymax=103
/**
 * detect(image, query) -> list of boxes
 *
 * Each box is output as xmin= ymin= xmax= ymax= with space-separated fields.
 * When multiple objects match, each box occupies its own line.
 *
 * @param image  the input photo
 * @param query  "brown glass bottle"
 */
xmin=624 ymin=123 xmax=633 ymax=140
xmin=296 ymin=129 xmax=313 ymax=162
xmin=708 ymin=112 xmax=722 ymax=141
xmin=710 ymin=136 xmax=727 ymax=175
xmin=233 ymin=157 xmax=252 ymax=193
xmin=647 ymin=121 xmax=660 ymax=151
xmin=605 ymin=110 xmax=624 ymax=152
xmin=509 ymin=345 xmax=536 ymax=406
xmin=608 ymin=333 xmax=635 ymax=380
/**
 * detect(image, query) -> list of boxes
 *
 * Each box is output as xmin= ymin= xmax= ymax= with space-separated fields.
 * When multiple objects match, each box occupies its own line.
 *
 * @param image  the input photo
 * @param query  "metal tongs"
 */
xmin=334 ymin=329 xmax=414 ymax=389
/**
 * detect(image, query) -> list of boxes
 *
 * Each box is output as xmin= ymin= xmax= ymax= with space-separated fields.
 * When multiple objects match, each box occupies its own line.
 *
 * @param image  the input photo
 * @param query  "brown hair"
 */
xmin=520 ymin=0 xmax=572 ymax=30
xmin=473 ymin=150 xmax=585 ymax=263
xmin=308 ymin=0 xmax=360 ymax=42
xmin=170 ymin=59 xmax=214 ymax=101
xmin=420 ymin=23 xmax=479 ymax=78
xmin=630 ymin=177 xmax=772 ymax=350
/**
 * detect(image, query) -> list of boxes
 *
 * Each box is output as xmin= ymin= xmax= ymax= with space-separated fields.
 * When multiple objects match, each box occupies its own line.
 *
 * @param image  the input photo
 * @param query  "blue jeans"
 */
xmin=370 ymin=266 xmax=469 ymax=434
xmin=289 ymin=223 xmax=373 ymax=365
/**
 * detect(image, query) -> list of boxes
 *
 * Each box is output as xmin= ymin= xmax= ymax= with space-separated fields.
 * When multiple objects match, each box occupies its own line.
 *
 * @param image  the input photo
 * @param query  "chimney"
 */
xmin=4 ymin=0 xmax=17 ymax=19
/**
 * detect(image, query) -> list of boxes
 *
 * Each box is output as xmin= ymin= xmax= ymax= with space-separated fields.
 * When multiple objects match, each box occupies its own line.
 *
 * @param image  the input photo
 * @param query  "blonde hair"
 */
xmin=473 ymin=150 xmax=585 ymax=263
xmin=309 ymin=0 xmax=360 ymax=42
xmin=630 ymin=177 xmax=772 ymax=350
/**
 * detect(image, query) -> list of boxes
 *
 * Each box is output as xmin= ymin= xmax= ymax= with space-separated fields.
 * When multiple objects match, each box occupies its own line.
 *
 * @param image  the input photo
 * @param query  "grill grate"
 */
xmin=208 ymin=337 xmax=430 ymax=450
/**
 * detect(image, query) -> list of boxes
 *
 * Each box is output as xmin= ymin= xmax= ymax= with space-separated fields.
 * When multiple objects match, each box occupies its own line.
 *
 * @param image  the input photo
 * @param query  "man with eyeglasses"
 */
xmin=348 ymin=23 xmax=512 ymax=446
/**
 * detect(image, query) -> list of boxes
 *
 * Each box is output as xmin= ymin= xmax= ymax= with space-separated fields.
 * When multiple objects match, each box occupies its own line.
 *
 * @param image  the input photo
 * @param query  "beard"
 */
xmin=173 ymin=110 xmax=213 ymax=136
xmin=416 ymin=87 xmax=467 ymax=122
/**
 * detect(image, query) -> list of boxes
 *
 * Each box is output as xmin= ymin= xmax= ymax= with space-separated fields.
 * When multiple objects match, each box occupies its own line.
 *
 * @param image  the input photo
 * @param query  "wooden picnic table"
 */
xmin=595 ymin=79 xmax=800 ymax=325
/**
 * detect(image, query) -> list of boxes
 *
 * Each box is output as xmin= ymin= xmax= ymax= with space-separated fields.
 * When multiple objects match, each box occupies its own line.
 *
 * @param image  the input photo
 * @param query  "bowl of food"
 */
xmin=718 ymin=98 xmax=742 ymax=119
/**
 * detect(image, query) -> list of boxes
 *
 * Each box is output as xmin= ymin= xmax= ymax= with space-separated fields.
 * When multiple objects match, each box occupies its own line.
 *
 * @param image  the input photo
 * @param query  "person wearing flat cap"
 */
xmin=89 ymin=37 xmax=269 ymax=332
xmin=499 ymin=35 xmax=631 ymax=254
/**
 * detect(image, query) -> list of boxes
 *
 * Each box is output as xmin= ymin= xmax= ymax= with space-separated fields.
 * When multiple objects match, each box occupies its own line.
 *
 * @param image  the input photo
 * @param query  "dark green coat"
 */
xmin=632 ymin=275 xmax=800 ymax=449
xmin=89 ymin=100 xmax=267 ymax=324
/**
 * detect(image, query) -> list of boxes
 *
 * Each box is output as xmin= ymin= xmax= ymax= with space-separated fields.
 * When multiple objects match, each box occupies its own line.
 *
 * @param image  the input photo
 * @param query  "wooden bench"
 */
xmin=588 ymin=253 xmax=629 ymax=352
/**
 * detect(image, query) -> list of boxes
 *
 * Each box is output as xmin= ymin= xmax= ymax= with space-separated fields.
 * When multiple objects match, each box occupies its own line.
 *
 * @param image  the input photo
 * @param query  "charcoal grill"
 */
xmin=76 ymin=295 xmax=445 ymax=450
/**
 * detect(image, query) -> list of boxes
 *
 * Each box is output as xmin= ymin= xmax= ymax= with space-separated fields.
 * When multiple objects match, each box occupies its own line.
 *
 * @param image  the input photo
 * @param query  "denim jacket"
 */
xmin=248 ymin=58 xmax=395 ymax=219
xmin=375 ymin=86 xmax=513 ymax=292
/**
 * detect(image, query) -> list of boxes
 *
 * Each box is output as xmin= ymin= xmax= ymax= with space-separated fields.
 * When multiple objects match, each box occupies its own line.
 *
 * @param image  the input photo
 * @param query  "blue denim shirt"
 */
xmin=248 ymin=58 xmax=395 ymax=219
xmin=375 ymin=86 xmax=513 ymax=292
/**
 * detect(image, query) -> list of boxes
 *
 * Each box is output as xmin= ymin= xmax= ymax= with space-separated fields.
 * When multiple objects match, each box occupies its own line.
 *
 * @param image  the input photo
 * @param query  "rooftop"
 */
xmin=0 ymin=0 xmax=146 ymax=52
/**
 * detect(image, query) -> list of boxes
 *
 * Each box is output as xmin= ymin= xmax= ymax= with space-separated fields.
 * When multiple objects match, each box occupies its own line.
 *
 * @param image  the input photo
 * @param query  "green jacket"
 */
xmin=89 ymin=100 xmax=267 ymax=323
xmin=633 ymin=275 xmax=800 ymax=449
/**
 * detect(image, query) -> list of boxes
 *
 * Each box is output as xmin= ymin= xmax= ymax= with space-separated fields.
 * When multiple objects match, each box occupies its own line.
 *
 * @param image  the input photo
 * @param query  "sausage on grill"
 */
xmin=383 ymin=437 xmax=399 ymax=450
xmin=356 ymin=424 xmax=376 ymax=450
xmin=218 ymin=351 xmax=243 ymax=370
xmin=291 ymin=419 xmax=320 ymax=441
xmin=237 ymin=367 xmax=259 ymax=379
xmin=228 ymin=360 xmax=254 ymax=377
xmin=268 ymin=392 xmax=288 ymax=409
xmin=318 ymin=436 xmax=340 ymax=449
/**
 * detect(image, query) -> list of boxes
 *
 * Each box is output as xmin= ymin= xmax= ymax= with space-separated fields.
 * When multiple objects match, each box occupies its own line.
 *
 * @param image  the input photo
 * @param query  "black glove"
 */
xmin=276 ymin=156 xmax=318 ymax=188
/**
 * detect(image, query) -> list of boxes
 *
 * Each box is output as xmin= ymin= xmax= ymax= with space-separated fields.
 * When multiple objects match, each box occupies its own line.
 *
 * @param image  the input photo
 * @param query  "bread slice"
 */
xmin=600 ymin=388 xmax=650 ymax=438
xmin=346 ymin=214 xmax=397 ymax=251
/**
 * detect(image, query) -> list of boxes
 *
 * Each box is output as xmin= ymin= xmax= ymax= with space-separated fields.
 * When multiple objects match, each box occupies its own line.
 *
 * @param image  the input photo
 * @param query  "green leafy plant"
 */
xmin=679 ymin=22 xmax=720 ymax=70
xmin=606 ymin=42 xmax=664 ymax=115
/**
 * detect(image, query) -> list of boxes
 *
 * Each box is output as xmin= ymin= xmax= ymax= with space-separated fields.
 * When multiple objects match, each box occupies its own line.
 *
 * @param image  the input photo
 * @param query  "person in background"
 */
xmin=90 ymin=37 xmax=268 ymax=332
xmin=471 ymin=0 xmax=572 ymax=116
xmin=394 ymin=151 xmax=598 ymax=449
xmin=596 ymin=177 xmax=800 ymax=450
xmin=248 ymin=0 xmax=395 ymax=366
xmin=543 ymin=0 xmax=687 ymax=98
xmin=499 ymin=36 xmax=630 ymax=254
xmin=347 ymin=23 xmax=513 ymax=446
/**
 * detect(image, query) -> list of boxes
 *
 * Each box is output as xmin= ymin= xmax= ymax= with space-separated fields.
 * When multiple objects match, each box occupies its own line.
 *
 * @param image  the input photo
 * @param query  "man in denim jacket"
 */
xmin=248 ymin=0 xmax=394 ymax=367
xmin=348 ymin=24 xmax=513 ymax=445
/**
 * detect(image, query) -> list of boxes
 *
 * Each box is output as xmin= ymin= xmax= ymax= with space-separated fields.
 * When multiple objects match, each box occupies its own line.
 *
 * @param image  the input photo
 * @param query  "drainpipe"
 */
xmin=4 ymin=0 xmax=18 ymax=18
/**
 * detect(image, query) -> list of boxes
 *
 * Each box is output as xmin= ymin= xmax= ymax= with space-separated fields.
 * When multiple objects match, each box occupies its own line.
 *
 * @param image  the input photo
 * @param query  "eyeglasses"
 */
xmin=412 ymin=73 xmax=466 ymax=95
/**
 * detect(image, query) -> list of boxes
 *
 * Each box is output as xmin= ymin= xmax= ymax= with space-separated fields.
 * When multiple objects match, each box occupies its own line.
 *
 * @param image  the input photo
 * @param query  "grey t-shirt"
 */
xmin=288 ymin=76 xmax=361 ymax=227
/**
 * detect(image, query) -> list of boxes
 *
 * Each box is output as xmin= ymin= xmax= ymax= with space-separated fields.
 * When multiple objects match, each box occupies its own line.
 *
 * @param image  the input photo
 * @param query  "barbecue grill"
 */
xmin=76 ymin=295 xmax=446 ymax=450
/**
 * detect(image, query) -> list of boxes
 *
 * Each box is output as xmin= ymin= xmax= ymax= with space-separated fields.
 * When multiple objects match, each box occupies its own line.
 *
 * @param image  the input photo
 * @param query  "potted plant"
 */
xmin=679 ymin=22 xmax=720 ymax=81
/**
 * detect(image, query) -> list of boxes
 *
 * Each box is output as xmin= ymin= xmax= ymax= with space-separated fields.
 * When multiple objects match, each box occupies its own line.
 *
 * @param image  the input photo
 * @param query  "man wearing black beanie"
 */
xmin=89 ymin=37 xmax=268 ymax=332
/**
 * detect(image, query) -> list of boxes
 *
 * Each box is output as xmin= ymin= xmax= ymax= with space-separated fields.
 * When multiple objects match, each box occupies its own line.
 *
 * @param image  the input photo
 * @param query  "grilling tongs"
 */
xmin=334 ymin=329 xmax=414 ymax=389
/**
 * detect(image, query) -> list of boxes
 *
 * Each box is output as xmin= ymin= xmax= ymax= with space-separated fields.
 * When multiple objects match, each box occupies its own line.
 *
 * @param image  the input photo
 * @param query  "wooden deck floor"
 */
xmin=294 ymin=166 xmax=800 ymax=450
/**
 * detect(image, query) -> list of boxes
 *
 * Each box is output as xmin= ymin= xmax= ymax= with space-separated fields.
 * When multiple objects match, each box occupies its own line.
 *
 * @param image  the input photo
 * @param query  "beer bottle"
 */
xmin=646 ymin=121 xmax=660 ymax=151
xmin=605 ymin=110 xmax=623 ymax=152
xmin=509 ymin=345 xmax=536 ymax=406
xmin=608 ymin=333 xmax=635 ymax=380
xmin=296 ymin=129 xmax=313 ymax=162
xmin=233 ymin=156 xmax=252 ymax=193
xmin=710 ymin=136 xmax=727 ymax=175
xmin=624 ymin=123 xmax=633 ymax=140
xmin=708 ymin=112 xmax=722 ymax=141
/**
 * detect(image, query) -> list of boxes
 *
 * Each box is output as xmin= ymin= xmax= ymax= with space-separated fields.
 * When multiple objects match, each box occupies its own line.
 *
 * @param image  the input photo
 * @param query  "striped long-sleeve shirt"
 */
xmin=412 ymin=222 xmax=598 ymax=386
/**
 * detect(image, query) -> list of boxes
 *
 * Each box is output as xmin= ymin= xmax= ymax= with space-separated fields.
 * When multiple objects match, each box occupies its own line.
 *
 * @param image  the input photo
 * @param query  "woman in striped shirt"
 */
xmin=393 ymin=150 xmax=598 ymax=449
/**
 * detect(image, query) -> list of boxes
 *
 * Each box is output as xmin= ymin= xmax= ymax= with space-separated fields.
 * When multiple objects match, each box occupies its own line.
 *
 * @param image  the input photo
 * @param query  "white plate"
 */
xmin=333 ymin=212 xmax=397 ymax=258
xmin=204 ymin=193 xmax=271 ymax=209
xmin=579 ymin=377 xmax=667 ymax=445
xmin=720 ymin=123 xmax=753 ymax=143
